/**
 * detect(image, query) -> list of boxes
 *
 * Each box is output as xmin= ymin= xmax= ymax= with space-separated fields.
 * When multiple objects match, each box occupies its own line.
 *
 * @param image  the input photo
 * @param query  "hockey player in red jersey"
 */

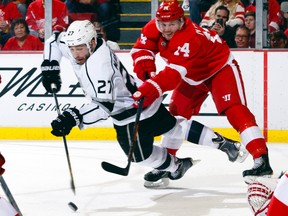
xmin=131 ymin=0 xmax=273 ymax=184
xmin=0 ymin=153 xmax=20 ymax=216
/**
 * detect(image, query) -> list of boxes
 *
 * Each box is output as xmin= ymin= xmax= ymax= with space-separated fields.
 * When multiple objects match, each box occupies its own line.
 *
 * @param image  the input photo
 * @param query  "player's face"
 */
xmin=157 ymin=20 xmax=182 ymax=40
xmin=69 ymin=44 xmax=90 ymax=65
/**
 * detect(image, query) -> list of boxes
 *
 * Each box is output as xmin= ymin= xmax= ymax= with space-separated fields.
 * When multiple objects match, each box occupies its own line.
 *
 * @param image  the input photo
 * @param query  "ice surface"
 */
xmin=0 ymin=140 xmax=287 ymax=216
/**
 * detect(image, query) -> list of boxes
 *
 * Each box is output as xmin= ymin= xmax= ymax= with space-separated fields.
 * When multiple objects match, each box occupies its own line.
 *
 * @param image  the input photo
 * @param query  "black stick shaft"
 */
xmin=51 ymin=84 xmax=76 ymax=194
xmin=101 ymin=98 xmax=144 ymax=175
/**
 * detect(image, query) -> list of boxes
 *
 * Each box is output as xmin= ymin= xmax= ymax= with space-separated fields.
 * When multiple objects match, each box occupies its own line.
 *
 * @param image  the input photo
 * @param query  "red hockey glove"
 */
xmin=132 ymin=67 xmax=182 ymax=107
xmin=0 ymin=74 xmax=1 ymax=84
xmin=132 ymin=79 xmax=162 ymax=107
xmin=0 ymin=152 xmax=5 ymax=176
xmin=132 ymin=50 xmax=156 ymax=81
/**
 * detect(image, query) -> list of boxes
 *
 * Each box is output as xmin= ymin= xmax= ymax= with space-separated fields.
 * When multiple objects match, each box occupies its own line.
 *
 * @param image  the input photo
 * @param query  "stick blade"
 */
xmin=101 ymin=161 xmax=129 ymax=176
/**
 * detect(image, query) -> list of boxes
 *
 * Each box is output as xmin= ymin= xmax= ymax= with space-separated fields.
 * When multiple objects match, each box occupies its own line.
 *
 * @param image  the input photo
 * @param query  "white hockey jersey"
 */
xmin=43 ymin=33 xmax=162 ymax=128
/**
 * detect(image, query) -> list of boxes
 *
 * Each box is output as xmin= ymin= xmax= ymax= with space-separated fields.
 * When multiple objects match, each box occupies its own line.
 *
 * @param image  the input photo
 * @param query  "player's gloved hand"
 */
xmin=0 ymin=74 xmax=2 ymax=84
xmin=132 ymin=50 xmax=156 ymax=81
xmin=51 ymin=108 xmax=83 ymax=137
xmin=132 ymin=67 xmax=182 ymax=107
xmin=132 ymin=79 xmax=162 ymax=107
xmin=41 ymin=59 xmax=62 ymax=93
xmin=0 ymin=152 xmax=5 ymax=176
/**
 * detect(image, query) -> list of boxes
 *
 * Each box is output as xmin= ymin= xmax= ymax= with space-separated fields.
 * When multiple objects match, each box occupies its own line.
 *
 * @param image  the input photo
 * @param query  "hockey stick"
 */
xmin=51 ymin=84 xmax=76 ymax=195
xmin=101 ymin=97 xmax=144 ymax=176
xmin=0 ymin=176 xmax=23 ymax=216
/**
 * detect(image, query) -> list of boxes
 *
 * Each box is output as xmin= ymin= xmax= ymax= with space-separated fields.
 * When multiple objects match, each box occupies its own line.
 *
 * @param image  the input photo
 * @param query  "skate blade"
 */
xmin=192 ymin=159 xmax=201 ymax=165
xmin=244 ymin=174 xmax=273 ymax=185
xmin=144 ymin=178 xmax=169 ymax=189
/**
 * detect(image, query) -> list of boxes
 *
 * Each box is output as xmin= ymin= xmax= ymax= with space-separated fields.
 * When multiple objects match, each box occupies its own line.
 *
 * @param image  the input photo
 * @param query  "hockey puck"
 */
xmin=68 ymin=202 xmax=78 ymax=211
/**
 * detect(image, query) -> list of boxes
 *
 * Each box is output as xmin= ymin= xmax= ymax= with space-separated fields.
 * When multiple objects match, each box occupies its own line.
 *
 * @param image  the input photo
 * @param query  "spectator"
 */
xmin=2 ymin=18 xmax=43 ymax=50
xmin=0 ymin=0 xmax=22 ymax=47
xmin=200 ymin=0 xmax=245 ymax=29
xmin=97 ymin=0 xmax=120 ymax=42
xmin=16 ymin=0 xmax=27 ymax=18
xmin=242 ymin=0 xmax=254 ymax=12
xmin=96 ymin=0 xmax=113 ymax=23
xmin=182 ymin=0 xmax=216 ymax=25
xmin=234 ymin=25 xmax=250 ymax=48
xmin=65 ymin=0 xmax=98 ymax=23
xmin=240 ymin=0 xmax=254 ymax=9
xmin=210 ymin=5 xmax=236 ymax=48
xmin=244 ymin=11 xmax=255 ymax=48
xmin=279 ymin=1 xmax=288 ymax=38
xmin=94 ymin=21 xmax=120 ymax=50
xmin=25 ymin=0 xmax=69 ymax=42
xmin=243 ymin=0 xmax=281 ymax=33
xmin=270 ymin=30 xmax=288 ymax=48
xmin=269 ymin=0 xmax=282 ymax=32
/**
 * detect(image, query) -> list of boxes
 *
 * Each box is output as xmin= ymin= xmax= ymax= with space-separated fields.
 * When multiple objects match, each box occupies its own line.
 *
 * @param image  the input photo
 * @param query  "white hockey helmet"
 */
xmin=65 ymin=20 xmax=97 ymax=52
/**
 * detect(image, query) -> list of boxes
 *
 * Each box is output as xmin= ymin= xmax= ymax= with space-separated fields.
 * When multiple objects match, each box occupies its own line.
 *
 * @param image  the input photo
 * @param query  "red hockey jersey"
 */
xmin=132 ymin=18 xmax=231 ymax=85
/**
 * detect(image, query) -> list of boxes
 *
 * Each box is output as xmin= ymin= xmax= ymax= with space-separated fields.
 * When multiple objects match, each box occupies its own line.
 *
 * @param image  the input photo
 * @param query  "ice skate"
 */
xmin=168 ymin=157 xmax=199 ymax=180
xmin=243 ymin=154 xmax=273 ymax=184
xmin=213 ymin=132 xmax=248 ymax=163
xmin=144 ymin=169 xmax=170 ymax=188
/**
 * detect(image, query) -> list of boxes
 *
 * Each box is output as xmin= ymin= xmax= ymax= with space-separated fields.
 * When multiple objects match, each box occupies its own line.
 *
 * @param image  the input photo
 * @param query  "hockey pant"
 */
xmin=114 ymin=104 xmax=180 ymax=172
xmin=161 ymin=117 xmax=223 ymax=152
xmin=168 ymin=59 xmax=267 ymax=158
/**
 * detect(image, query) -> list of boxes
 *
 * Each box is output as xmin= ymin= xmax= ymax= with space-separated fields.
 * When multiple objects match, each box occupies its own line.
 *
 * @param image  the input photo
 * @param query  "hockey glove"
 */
xmin=0 ymin=152 xmax=5 ymax=176
xmin=132 ymin=50 xmax=156 ymax=81
xmin=41 ymin=59 xmax=62 ymax=93
xmin=132 ymin=67 xmax=182 ymax=107
xmin=51 ymin=108 xmax=83 ymax=137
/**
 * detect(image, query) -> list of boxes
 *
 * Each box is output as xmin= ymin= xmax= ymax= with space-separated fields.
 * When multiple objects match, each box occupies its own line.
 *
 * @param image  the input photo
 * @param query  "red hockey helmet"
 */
xmin=156 ymin=0 xmax=184 ymax=22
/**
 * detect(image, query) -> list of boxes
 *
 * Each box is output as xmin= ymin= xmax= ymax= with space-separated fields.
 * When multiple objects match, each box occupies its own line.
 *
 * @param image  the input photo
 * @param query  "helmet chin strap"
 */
xmin=88 ymin=38 xmax=97 ymax=55
xmin=179 ymin=18 xmax=185 ymax=29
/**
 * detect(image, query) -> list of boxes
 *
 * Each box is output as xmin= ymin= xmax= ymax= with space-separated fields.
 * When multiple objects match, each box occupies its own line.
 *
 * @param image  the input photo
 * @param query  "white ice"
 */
xmin=0 ymin=140 xmax=287 ymax=216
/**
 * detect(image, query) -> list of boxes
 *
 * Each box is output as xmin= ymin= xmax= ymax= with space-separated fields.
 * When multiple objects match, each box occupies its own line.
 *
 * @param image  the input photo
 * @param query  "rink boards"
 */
xmin=0 ymin=50 xmax=288 ymax=142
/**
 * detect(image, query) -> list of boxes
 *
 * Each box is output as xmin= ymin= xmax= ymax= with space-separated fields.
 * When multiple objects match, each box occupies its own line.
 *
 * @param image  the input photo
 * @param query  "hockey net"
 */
xmin=247 ymin=177 xmax=279 ymax=216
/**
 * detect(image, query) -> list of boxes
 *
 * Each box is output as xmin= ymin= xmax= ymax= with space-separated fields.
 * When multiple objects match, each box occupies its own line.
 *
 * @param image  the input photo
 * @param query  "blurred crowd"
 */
xmin=0 ymin=0 xmax=120 ymax=50
xmin=182 ymin=0 xmax=288 ymax=48
xmin=0 ymin=0 xmax=288 ymax=50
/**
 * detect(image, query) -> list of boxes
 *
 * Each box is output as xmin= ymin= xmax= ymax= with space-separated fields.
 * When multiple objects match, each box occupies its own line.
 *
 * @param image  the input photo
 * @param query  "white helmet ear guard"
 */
xmin=64 ymin=20 xmax=97 ymax=53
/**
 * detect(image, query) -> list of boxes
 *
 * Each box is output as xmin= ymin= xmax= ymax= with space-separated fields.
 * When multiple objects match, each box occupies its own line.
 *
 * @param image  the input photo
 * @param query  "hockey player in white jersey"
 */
xmin=41 ymin=20 xmax=247 ymax=187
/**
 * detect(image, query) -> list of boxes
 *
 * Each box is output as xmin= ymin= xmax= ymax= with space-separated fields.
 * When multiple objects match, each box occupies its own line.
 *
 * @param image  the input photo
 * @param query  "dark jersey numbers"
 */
xmin=98 ymin=80 xmax=112 ymax=94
